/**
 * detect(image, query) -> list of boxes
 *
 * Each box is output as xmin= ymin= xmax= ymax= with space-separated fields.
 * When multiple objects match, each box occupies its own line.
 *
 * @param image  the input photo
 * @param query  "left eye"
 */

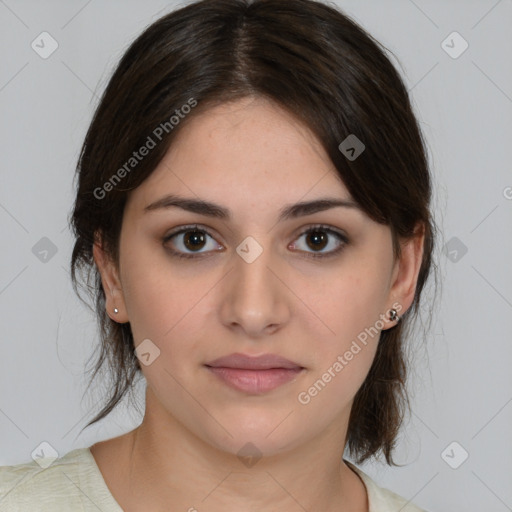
xmin=290 ymin=226 xmax=348 ymax=259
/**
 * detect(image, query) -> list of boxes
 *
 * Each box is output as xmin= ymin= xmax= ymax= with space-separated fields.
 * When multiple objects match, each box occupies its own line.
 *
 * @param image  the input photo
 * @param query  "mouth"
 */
xmin=205 ymin=367 xmax=305 ymax=394
xmin=204 ymin=353 xmax=305 ymax=394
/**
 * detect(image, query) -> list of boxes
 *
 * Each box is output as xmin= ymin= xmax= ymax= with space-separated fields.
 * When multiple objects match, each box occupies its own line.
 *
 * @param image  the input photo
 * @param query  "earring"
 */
xmin=113 ymin=308 xmax=119 ymax=314
xmin=389 ymin=308 xmax=400 ymax=323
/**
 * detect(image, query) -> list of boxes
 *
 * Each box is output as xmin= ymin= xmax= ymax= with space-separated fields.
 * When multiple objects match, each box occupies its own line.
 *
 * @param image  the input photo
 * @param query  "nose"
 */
xmin=219 ymin=238 xmax=291 ymax=339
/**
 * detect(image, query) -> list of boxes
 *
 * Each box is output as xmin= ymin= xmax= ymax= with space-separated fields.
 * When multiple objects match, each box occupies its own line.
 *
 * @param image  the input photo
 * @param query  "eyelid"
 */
xmin=163 ymin=224 xmax=218 ymax=243
xmin=292 ymin=224 xmax=348 ymax=243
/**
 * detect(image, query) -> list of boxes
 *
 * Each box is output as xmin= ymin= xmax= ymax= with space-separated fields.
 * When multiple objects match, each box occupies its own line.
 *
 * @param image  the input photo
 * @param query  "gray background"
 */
xmin=1 ymin=0 xmax=511 ymax=510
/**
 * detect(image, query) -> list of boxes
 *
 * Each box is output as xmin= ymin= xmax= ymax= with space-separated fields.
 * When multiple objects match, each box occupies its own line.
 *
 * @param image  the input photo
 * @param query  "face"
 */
xmin=94 ymin=97 xmax=422 ymax=458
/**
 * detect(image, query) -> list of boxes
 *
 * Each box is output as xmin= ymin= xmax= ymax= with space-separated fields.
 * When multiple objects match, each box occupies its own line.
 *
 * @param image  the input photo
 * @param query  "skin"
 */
xmin=91 ymin=96 xmax=425 ymax=512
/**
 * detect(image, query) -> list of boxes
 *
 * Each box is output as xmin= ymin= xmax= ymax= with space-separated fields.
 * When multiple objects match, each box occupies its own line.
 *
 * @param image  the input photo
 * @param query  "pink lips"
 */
xmin=205 ymin=353 xmax=304 ymax=394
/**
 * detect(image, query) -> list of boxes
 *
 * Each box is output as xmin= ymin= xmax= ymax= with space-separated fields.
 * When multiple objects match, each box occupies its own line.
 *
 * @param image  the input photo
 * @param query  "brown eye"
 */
xmin=305 ymin=230 xmax=329 ymax=251
xmin=182 ymin=230 xmax=207 ymax=251
xmin=291 ymin=225 xmax=348 ymax=259
xmin=163 ymin=225 xmax=222 ymax=259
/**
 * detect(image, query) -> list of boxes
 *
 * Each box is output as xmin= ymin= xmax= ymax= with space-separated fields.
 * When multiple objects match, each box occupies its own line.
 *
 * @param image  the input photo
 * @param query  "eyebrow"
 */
xmin=144 ymin=194 xmax=361 ymax=222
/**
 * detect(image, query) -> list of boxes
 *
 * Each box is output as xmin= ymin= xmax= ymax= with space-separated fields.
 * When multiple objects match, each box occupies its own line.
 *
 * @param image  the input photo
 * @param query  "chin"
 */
xmin=197 ymin=414 xmax=311 ymax=461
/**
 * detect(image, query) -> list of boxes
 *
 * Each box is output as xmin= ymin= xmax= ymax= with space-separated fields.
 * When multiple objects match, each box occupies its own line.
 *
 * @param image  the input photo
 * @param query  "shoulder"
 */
xmin=0 ymin=447 xmax=121 ymax=512
xmin=345 ymin=461 xmax=428 ymax=512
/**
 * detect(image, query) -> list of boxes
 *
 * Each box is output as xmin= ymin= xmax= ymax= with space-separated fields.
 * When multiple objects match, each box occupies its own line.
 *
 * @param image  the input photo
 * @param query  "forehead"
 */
xmin=126 ymin=97 xmax=353 ymax=216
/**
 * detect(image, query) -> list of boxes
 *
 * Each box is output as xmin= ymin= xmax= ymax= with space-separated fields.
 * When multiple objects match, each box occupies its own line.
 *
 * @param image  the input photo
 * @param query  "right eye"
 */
xmin=163 ymin=224 xmax=223 ymax=259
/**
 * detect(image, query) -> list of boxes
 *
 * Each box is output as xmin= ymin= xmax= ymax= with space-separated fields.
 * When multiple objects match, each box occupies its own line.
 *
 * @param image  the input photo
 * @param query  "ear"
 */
xmin=92 ymin=234 xmax=129 ymax=323
xmin=384 ymin=222 xmax=425 ymax=328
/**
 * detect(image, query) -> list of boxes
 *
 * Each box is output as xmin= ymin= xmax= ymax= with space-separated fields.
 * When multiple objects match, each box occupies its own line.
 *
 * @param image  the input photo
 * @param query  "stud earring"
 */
xmin=113 ymin=308 xmax=119 ymax=314
xmin=389 ymin=308 xmax=400 ymax=323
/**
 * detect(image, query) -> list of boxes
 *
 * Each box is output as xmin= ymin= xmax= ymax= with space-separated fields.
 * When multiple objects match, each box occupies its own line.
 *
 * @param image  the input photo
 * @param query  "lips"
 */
xmin=205 ymin=352 xmax=303 ymax=371
xmin=205 ymin=353 xmax=304 ymax=394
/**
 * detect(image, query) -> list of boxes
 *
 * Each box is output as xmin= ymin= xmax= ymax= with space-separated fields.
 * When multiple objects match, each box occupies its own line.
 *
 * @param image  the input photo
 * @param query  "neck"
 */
xmin=96 ymin=387 xmax=368 ymax=512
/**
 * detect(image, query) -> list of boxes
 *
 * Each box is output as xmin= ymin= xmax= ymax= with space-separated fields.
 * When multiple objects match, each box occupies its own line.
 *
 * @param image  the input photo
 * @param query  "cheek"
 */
xmin=118 ymin=237 xmax=205 ymax=342
xmin=308 ymin=259 xmax=391 ymax=345
xmin=122 ymin=263 xmax=216 ymax=404
xmin=297 ymin=257 xmax=391 ymax=393
xmin=123 ymin=267 xmax=214 ymax=346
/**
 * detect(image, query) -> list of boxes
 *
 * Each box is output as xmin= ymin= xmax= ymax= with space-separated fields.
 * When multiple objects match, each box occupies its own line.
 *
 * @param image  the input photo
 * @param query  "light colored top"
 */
xmin=0 ymin=447 xmax=426 ymax=511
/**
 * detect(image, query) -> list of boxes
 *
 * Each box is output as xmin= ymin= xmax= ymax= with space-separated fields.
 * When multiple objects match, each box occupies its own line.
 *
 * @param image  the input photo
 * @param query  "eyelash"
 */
xmin=162 ymin=223 xmax=349 ymax=260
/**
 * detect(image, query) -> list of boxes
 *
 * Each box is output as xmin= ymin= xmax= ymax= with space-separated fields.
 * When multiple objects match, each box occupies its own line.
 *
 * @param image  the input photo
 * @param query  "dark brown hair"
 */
xmin=71 ymin=0 xmax=436 ymax=465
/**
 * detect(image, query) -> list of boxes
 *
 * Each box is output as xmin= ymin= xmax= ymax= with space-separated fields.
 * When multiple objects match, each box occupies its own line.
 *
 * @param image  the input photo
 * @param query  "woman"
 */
xmin=0 ymin=0 xmax=435 ymax=510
